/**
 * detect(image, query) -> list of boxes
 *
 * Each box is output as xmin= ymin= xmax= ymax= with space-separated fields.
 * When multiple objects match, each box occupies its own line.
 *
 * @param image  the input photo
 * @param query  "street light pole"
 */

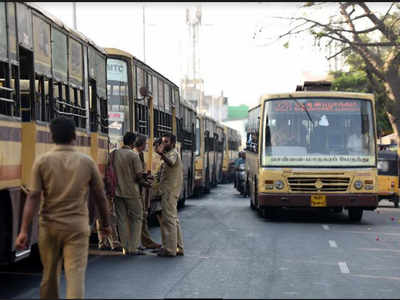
xmin=143 ymin=5 xmax=146 ymax=63
xmin=73 ymin=2 xmax=77 ymax=30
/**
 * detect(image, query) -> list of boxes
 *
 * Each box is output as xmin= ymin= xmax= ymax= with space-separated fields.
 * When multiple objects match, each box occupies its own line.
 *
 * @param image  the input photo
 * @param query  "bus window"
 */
xmin=107 ymin=57 xmax=129 ymax=147
xmin=195 ymin=117 xmax=200 ymax=156
xmin=262 ymin=98 xmax=375 ymax=167
xmin=158 ymin=79 xmax=164 ymax=110
xmin=136 ymin=66 xmax=144 ymax=99
xmin=152 ymin=76 xmax=158 ymax=107
xmin=164 ymin=83 xmax=170 ymax=112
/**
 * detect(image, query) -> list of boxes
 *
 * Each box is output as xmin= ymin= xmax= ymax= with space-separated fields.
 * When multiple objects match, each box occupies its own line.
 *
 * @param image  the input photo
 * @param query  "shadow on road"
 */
xmin=0 ymin=248 xmax=42 ymax=299
xmin=255 ymin=208 xmax=380 ymax=226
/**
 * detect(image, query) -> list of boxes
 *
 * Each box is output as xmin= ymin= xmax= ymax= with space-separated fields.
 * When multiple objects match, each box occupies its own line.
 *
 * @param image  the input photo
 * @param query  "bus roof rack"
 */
xmin=296 ymin=80 xmax=332 ymax=91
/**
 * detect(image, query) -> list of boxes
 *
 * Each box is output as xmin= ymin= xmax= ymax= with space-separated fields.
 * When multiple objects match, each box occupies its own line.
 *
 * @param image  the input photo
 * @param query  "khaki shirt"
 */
xmin=159 ymin=148 xmax=183 ymax=197
xmin=133 ymin=148 xmax=146 ymax=197
xmin=113 ymin=146 xmax=143 ymax=198
xmin=30 ymin=145 xmax=105 ymax=232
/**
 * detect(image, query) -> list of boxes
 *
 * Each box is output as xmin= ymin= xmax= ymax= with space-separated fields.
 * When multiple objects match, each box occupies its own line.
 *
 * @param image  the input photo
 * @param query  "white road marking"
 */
xmin=329 ymin=240 xmax=338 ymax=248
xmin=350 ymin=274 xmax=400 ymax=281
xmin=338 ymin=262 xmax=350 ymax=274
xmin=322 ymin=225 xmax=330 ymax=231
xmin=356 ymin=248 xmax=400 ymax=253
xmin=332 ymin=230 xmax=400 ymax=236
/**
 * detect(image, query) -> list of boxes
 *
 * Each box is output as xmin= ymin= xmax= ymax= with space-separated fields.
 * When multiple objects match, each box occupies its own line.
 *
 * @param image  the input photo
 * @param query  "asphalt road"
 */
xmin=1 ymin=184 xmax=400 ymax=299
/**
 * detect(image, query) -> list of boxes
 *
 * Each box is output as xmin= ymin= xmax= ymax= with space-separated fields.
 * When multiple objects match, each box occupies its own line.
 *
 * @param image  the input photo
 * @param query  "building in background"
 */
xmin=222 ymin=104 xmax=249 ymax=149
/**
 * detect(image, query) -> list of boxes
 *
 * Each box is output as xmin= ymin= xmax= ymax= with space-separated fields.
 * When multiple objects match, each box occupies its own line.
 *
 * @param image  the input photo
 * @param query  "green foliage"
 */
xmin=330 ymin=70 xmax=392 ymax=136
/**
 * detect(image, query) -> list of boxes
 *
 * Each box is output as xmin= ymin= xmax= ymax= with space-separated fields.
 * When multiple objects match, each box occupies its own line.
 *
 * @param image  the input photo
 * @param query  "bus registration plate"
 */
xmin=311 ymin=195 xmax=326 ymax=207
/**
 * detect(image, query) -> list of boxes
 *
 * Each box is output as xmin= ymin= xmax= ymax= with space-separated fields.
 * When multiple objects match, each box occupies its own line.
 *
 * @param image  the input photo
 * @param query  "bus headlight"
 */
xmin=354 ymin=180 xmax=363 ymax=190
xmin=275 ymin=180 xmax=284 ymax=190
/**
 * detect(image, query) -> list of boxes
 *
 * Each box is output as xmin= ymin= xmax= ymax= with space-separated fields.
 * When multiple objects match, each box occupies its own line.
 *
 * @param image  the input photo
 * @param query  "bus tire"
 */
xmin=0 ymin=192 xmax=12 ymax=264
xmin=393 ymin=195 xmax=399 ymax=208
xmin=332 ymin=207 xmax=343 ymax=213
xmin=348 ymin=208 xmax=363 ymax=222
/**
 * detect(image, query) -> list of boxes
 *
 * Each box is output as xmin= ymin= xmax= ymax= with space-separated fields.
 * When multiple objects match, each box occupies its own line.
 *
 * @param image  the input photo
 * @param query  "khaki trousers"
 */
xmin=160 ymin=191 xmax=184 ymax=255
xmin=115 ymin=196 xmax=143 ymax=252
xmin=141 ymin=192 xmax=158 ymax=247
xmin=38 ymin=225 xmax=90 ymax=299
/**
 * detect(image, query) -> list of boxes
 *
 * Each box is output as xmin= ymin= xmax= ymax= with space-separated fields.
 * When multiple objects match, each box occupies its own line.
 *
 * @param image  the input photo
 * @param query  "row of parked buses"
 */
xmin=245 ymin=80 xmax=379 ymax=222
xmin=0 ymin=2 xmax=241 ymax=265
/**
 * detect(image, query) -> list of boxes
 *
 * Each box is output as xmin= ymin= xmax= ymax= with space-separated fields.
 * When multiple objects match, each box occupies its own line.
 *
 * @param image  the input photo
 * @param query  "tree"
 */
xmin=330 ymin=69 xmax=392 ymax=136
xmin=268 ymin=2 xmax=400 ymax=140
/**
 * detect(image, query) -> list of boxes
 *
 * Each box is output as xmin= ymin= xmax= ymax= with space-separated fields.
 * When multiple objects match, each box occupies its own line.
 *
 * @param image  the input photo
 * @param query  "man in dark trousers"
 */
xmin=15 ymin=116 xmax=111 ymax=299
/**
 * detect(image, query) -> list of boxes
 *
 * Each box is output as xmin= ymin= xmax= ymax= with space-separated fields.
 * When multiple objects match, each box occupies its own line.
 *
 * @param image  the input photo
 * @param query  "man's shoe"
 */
xmin=123 ymin=248 xmax=146 ymax=256
xmin=144 ymin=243 xmax=162 ymax=250
xmin=176 ymin=248 xmax=184 ymax=256
xmin=157 ymin=248 xmax=175 ymax=257
xmin=98 ymin=244 xmax=111 ymax=251
xmin=111 ymin=246 xmax=123 ymax=252
xmin=151 ymin=247 xmax=162 ymax=253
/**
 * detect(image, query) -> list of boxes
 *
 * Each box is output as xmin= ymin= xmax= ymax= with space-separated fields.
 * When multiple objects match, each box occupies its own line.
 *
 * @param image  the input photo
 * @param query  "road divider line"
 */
xmin=329 ymin=240 xmax=338 ymax=248
xmin=338 ymin=262 xmax=350 ymax=274
xmin=322 ymin=225 xmax=330 ymax=231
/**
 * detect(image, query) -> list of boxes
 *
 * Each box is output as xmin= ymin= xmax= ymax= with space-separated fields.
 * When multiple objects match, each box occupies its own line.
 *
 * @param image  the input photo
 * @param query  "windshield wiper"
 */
xmin=290 ymin=95 xmax=313 ymax=123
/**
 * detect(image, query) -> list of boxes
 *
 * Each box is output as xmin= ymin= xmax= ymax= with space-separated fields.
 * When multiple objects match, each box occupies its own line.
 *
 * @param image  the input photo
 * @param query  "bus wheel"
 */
xmin=0 ymin=192 xmax=12 ymax=263
xmin=348 ymin=208 xmax=363 ymax=222
xmin=332 ymin=207 xmax=343 ymax=213
xmin=393 ymin=195 xmax=399 ymax=208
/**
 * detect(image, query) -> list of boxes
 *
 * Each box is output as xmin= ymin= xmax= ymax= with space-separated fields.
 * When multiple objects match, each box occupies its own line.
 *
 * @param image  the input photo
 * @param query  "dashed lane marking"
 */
xmin=349 ymin=274 xmax=400 ymax=281
xmin=356 ymin=248 xmax=400 ymax=253
xmin=329 ymin=240 xmax=338 ymax=248
xmin=331 ymin=230 xmax=400 ymax=237
xmin=338 ymin=262 xmax=350 ymax=274
xmin=322 ymin=225 xmax=330 ymax=231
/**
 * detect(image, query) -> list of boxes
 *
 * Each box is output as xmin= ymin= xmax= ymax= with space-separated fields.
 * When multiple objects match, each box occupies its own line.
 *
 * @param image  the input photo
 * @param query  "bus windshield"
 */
xmin=262 ymin=98 xmax=376 ymax=167
xmin=107 ymin=58 xmax=129 ymax=149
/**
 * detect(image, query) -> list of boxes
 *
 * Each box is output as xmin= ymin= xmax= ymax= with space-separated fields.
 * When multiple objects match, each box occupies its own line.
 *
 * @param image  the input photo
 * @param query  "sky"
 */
xmin=34 ymin=2 xmax=391 ymax=109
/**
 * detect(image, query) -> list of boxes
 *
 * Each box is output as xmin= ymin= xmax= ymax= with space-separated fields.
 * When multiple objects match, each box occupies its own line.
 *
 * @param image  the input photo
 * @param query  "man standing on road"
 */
xmin=155 ymin=133 xmax=184 ymax=257
xmin=15 ymin=116 xmax=112 ymax=299
xmin=133 ymin=134 xmax=161 ymax=250
xmin=113 ymin=132 xmax=150 ymax=255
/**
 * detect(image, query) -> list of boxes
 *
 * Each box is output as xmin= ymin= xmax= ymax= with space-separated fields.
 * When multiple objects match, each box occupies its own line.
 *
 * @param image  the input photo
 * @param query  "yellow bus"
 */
xmin=0 ymin=2 xmax=108 ymax=264
xmin=221 ymin=125 xmax=241 ymax=183
xmin=215 ymin=123 xmax=225 ymax=184
xmin=193 ymin=113 xmax=217 ymax=194
xmin=246 ymin=91 xmax=378 ymax=222
xmin=104 ymin=48 xmax=193 ymax=209
xmin=178 ymin=100 xmax=196 ymax=202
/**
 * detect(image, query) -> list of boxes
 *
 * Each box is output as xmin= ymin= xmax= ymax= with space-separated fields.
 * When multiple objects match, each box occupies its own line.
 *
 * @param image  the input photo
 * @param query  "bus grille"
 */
xmin=287 ymin=177 xmax=350 ymax=192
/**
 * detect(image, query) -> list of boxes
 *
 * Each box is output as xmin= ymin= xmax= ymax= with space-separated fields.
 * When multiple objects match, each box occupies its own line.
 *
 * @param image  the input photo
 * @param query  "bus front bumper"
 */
xmin=258 ymin=193 xmax=378 ymax=209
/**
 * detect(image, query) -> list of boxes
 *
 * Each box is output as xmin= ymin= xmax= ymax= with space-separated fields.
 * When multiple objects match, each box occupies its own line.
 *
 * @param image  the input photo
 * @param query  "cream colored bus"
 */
xmin=246 ymin=91 xmax=378 ymax=222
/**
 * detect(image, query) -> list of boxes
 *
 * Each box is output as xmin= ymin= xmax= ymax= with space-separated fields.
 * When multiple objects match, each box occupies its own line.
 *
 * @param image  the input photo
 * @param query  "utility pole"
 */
xmin=72 ymin=2 xmax=77 ymax=30
xmin=143 ymin=5 xmax=146 ymax=63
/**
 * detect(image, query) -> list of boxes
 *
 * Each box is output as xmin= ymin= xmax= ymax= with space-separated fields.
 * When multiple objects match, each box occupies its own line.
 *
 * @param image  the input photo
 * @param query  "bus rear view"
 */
xmin=247 ymin=91 xmax=378 ymax=222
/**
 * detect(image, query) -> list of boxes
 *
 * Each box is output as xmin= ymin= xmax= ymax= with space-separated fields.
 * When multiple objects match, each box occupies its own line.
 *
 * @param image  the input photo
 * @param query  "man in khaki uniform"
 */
xmin=15 ymin=116 xmax=111 ymax=299
xmin=133 ymin=135 xmax=161 ymax=250
xmin=155 ymin=133 xmax=184 ymax=257
xmin=96 ymin=147 xmax=122 ymax=251
xmin=113 ymin=132 xmax=151 ymax=255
